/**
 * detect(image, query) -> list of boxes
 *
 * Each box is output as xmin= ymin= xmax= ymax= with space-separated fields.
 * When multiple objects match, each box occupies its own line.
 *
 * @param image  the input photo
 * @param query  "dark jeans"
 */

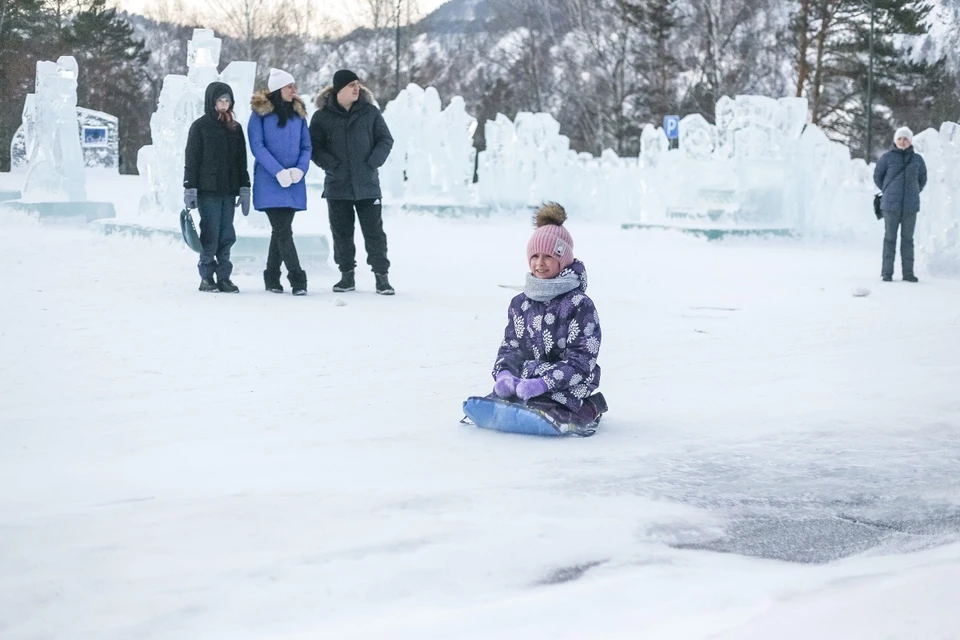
xmin=197 ymin=194 xmax=236 ymax=280
xmin=264 ymin=208 xmax=303 ymax=280
xmin=327 ymin=199 xmax=390 ymax=274
xmin=882 ymin=209 xmax=918 ymax=277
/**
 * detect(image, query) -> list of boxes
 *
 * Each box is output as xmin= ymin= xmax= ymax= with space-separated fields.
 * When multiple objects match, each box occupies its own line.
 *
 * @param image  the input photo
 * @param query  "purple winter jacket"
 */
xmin=493 ymin=260 xmax=602 ymax=411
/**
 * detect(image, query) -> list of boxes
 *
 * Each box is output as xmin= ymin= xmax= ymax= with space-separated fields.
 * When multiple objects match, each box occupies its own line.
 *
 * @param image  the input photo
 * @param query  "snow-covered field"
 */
xmin=2 ymin=173 xmax=960 ymax=639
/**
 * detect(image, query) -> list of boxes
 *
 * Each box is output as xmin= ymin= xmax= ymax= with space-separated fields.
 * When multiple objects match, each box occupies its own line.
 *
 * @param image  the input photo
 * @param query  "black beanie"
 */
xmin=333 ymin=69 xmax=360 ymax=95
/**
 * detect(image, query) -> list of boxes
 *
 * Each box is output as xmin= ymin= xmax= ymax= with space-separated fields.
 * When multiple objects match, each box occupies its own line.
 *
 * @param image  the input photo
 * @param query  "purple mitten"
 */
xmin=516 ymin=378 xmax=549 ymax=401
xmin=493 ymin=371 xmax=520 ymax=398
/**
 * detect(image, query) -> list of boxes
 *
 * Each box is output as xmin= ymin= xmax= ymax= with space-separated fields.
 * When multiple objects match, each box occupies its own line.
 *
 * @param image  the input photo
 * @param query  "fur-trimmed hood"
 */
xmin=250 ymin=90 xmax=308 ymax=118
xmin=314 ymin=85 xmax=379 ymax=111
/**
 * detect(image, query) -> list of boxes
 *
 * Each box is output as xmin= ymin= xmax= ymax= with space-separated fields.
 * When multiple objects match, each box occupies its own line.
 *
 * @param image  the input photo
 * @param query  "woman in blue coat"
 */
xmin=249 ymin=68 xmax=312 ymax=295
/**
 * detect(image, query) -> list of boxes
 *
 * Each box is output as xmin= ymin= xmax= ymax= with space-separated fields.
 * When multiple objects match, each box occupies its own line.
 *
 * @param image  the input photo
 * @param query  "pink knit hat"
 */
xmin=526 ymin=202 xmax=574 ymax=270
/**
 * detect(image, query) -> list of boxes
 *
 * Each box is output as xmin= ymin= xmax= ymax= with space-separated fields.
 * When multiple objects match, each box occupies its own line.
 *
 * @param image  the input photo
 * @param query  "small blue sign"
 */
xmin=663 ymin=115 xmax=680 ymax=140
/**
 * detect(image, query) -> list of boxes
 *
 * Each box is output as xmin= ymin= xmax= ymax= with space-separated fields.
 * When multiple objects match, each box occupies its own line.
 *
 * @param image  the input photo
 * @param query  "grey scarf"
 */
xmin=524 ymin=271 xmax=581 ymax=302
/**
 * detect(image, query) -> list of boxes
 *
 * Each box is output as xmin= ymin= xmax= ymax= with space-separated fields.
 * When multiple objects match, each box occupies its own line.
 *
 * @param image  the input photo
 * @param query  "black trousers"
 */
xmin=327 ymin=199 xmax=390 ymax=274
xmin=264 ymin=208 xmax=303 ymax=279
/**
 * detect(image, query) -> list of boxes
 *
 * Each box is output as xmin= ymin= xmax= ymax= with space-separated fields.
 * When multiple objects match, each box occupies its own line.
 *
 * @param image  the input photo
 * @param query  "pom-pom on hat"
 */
xmin=268 ymin=68 xmax=295 ymax=92
xmin=526 ymin=202 xmax=574 ymax=270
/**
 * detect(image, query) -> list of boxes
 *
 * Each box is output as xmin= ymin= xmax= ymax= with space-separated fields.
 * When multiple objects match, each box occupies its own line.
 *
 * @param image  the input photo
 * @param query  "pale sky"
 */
xmin=113 ymin=0 xmax=448 ymax=34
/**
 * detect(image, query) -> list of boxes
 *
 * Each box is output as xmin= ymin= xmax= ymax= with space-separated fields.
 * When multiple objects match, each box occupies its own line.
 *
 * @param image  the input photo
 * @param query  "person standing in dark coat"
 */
xmin=249 ymin=68 xmax=312 ymax=296
xmin=874 ymin=126 xmax=928 ymax=282
xmin=183 ymin=81 xmax=251 ymax=293
xmin=309 ymin=70 xmax=396 ymax=295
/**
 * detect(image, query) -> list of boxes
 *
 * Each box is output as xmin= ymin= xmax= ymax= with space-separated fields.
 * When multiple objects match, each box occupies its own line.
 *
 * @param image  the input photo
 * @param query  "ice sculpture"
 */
xmin=659 ymin=95 xmax=814 ymax=231
xmin=478 ymin=113 xmax=530 ymax=207
xmin=137 ymin=29 xmax=256 ymax=216
xmin=9 ymin=96 xmax=37 ymax=172
xmin=336 ymin=80 xmax=956 ymax=274
xmin=634 ymin=124 xmax=670 ymax=221
xmin=380 ymin=84 xmax=477 ymax=202
xmin=187 ymin=29 xmax=221 ymax=88
xmin=438 ymin=96 xmax=479 ymax=200
xmin=913 ymin=123 xmax=960 ymax=276
xmin=679 ymin=114 xmax=715 ymax=160
xmin=478 ymin=112 xmax=571 ymax=208
xmin=22 ymin=56 xmax=86 ymax=201
xmin=714 ymin=95 xmax=736 ymax=159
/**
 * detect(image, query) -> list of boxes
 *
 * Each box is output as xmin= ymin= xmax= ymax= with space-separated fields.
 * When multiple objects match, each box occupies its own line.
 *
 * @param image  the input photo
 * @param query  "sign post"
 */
xmin=663 ymin=115 xmax=680 ymax=149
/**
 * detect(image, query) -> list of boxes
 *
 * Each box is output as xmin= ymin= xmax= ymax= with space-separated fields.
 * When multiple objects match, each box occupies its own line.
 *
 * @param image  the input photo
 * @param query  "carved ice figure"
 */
xmin=187 ymin=29 xmax=221 ymax=89
xmin=140 ymin=75 xmax=201 ymax=215
xmin=379 ymin=83 xmax=424 ymax=198
xmin=730 ymin=95 xmax=779 ymax=159
xmin=477 ymin=110 xmax=575 ymax=208
xmin=640 ymin=124 xmax=669 ymax=169
xmin=776 ymin=97 xmax=808 ymax=149
xmin=405 ymin=86 xmax=443 ymax=198
xmin=516 ymin=112 xmax=561 ymax=203
xmin=914 ymin=124 xmax=960 ymax=276
xmin=380 ymin=84 xmax=477 ymax=202
xmin=714 ymin=95 xmax=736 ymax=159
xmin=636 ymin=124 xmax=669 ymax=222
xmin=22 ymin=56 xmax=86 ymax=202
xmin=437 ymin=96 xmax=478 ymax=199
xmin=679 ymin=114 xmax=715 ymax=159
xmin=478 ymin=113 xmax=528 ymax=207
xmin=795 ymin=124 xmax=865 ymax=237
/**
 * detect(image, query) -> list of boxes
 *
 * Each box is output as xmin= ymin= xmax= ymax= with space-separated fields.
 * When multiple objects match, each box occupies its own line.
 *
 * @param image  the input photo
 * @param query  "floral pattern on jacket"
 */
xmin=492 ymin=259 xmax=601 ymax=411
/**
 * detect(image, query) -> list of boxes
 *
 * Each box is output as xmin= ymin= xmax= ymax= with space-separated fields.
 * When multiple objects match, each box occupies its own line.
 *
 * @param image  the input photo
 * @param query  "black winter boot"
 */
xmin=199 ymin=277 xmax=218 ymax=292
xmin=903 ymin=274 xmax=919 ymax=283
xmin=375 ymin=272 xmax=395 ymax=295
xmin=588 ymin=393 xmax=608 ymax=415
xmin=264 ymin=270 xmax=284 ymax=293
xmin=289 ymin=270 xmax=308 ymax=296
xmin=881 ymin=275 xmax=893 ymax=282
xmin=333 ymin=270 xmax=355 ymax=292
xmin=217 ymin=278 xmax=240 ymax=293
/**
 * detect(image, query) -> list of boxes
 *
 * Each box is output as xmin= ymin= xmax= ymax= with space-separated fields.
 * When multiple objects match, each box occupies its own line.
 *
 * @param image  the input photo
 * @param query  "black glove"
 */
xmin=183 ymin=188 xmax=198 ymax=210
xmin=238 ymin=187 xmax=251 ymax=216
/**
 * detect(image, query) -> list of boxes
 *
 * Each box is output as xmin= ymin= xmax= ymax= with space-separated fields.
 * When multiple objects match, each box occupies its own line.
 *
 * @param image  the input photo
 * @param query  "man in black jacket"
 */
xmin=183 ymin=81 xmax=251 ymax=292
xmin=309 ymin=70 xmax=395 ymax=294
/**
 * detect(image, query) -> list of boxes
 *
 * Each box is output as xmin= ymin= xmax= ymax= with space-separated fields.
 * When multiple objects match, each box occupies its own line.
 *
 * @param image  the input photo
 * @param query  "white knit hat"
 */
xmin=894 ymin=126 xmax=914 ymax=144
xmin=267 ymin=68 xmax=295 ymax=92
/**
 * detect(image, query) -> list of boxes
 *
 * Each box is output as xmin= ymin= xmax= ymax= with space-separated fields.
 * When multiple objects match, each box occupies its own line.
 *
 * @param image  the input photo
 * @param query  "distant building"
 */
xmin=10 ymin=104 xmax=119 ymax=171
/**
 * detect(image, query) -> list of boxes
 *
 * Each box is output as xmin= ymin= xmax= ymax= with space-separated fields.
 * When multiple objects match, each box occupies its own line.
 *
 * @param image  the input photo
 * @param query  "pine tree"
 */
xmin=791 ymin=0 xmax=942 ymax=159
xmin=619 ymin=0 xmax=683 ymax=124
xmin=0 ymin=0 xmax=51 ymax=170
xmin=64 ymin=0 xmax=150 ymax=173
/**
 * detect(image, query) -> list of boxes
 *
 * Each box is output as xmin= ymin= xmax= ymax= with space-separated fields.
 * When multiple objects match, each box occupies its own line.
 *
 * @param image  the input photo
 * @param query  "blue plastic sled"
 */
xmin=461 ymin=396 xmax=597 ymax=438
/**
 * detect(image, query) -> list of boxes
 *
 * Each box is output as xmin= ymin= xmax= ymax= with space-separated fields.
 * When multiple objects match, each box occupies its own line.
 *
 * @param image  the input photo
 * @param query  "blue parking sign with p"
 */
xmin=663 ymin=115 xmax=680 ymax=140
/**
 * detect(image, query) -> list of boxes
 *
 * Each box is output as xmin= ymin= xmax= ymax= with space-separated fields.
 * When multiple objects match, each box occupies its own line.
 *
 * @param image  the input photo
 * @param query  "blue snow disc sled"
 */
xmin=180 ymin=208 xmax=202 ymax=253
xmin=461 ymin=396 xmax=599 ymax=438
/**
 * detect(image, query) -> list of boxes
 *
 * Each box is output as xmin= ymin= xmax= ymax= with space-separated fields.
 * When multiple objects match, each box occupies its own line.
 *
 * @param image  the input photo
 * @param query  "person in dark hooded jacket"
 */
xmin=874 ymin=126 xmax=928 ymax=282
xmin=183 ymin=81 xmax=251 ymax=293
xmin=309 ymin=70 xmax=396 ymax=295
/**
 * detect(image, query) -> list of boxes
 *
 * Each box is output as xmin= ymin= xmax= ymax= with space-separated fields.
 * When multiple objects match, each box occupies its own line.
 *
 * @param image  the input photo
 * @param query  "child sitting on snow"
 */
xmin=491 ymin=202 xmax=607 ymax=427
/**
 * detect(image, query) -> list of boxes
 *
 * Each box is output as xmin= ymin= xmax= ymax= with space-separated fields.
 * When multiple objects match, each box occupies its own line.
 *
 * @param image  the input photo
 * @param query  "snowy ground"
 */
xmin=2 ymin=174 xmax=960 ymax=639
